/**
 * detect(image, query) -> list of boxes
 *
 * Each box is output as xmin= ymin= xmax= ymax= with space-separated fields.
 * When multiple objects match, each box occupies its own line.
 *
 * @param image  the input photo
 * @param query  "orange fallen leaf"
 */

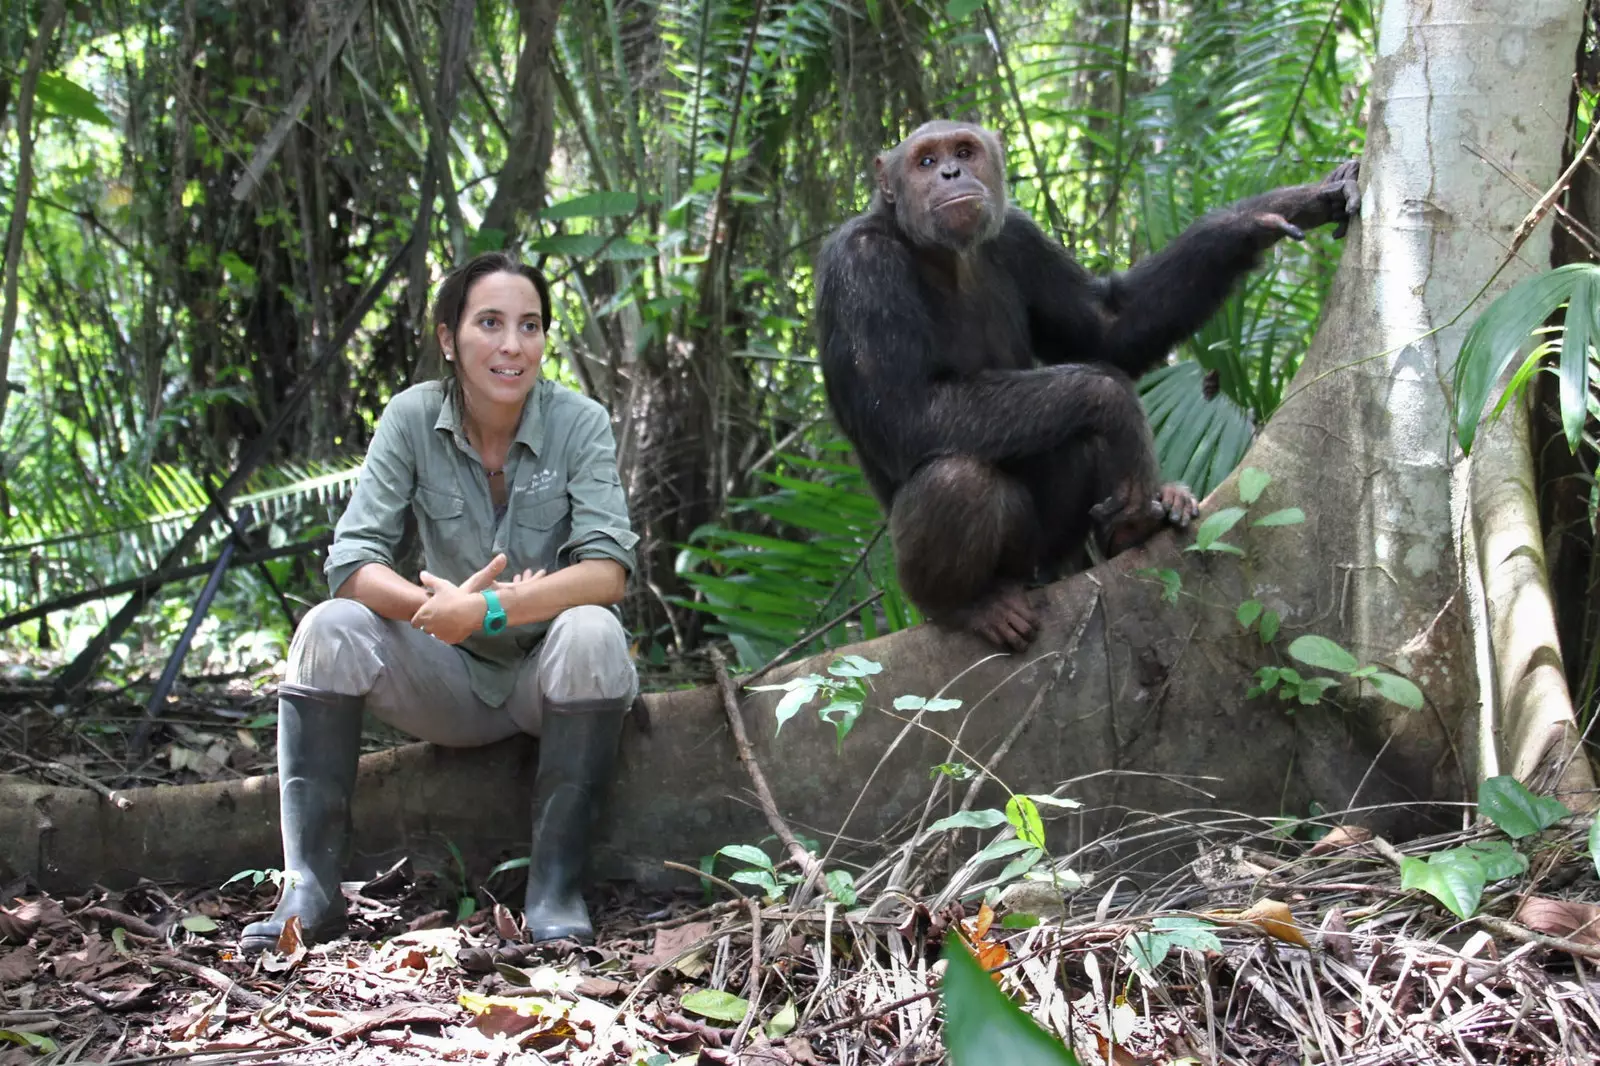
xmin=1209 ymin=898 xmax=1310 ymax=948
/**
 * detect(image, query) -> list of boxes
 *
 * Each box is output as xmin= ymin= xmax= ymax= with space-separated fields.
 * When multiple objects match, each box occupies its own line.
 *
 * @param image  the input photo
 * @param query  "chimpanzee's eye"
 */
xmin=956 ymin=145 xmax=973 ymax=160
xmin=919 ymin=155 xmax=935 ymax=167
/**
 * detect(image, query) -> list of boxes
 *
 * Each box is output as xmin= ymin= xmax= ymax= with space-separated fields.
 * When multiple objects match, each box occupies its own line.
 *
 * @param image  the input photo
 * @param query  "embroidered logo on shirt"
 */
xmin=525 ymin=468 xmax=559 ymax=493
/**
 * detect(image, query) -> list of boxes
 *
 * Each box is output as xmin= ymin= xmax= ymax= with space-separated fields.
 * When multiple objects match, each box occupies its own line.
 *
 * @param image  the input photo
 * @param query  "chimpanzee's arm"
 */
xmin=1019 ymin=163 xmax=1360 ymax=379
xmin=817 ymin=218 xmax=1147 ymax=485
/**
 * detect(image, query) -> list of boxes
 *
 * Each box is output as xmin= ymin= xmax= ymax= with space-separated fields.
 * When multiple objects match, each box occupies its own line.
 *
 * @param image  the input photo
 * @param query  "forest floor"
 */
xmin=3 ymin=671 xmax=1600 ymax=1064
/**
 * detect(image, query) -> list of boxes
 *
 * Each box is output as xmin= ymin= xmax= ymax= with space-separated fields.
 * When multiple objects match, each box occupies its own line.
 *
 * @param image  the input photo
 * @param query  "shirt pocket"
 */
xmin=512 ymin=490 xmax=569 ymax=571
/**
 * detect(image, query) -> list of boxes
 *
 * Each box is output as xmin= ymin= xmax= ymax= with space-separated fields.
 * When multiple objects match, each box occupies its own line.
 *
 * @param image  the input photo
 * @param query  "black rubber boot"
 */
xmin=523 ymin=699 xmax=628 ymax=943
xmin=239 ymin=685 xmax=363 ymax=955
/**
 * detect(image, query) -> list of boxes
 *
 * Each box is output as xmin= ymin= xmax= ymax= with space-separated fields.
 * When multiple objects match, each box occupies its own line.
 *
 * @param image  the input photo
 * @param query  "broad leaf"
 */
xmin=1252 ymin=507 xmax=1305 ymax=527
xmin=1462 ymin=840 xmax=1530 ymax=882
xmin=997 ymin=848 xmax=1045 ymax=884
xmin=928 ymin=809 xmax=1010 ymax=834
xmin=825 ymin=870 xmax=858 ymax=906
xmin=1287 ymin=635 xmax=1359 ymax=674
xmin=1238 ymin=467 xmax=1271 ymax=504
xmin=770 ymin=684 xmax=818 ymax=731
xmin=976 ymin=837 xmax=1044 ymax=864
xmin=1401 ymin=850 xmax=1492 ymax=920
xmin=945 ymin=0 xmax=986 ymax=20
xmin=766 ymin=1000 xmax=798 ymax=1038
xmin=717 ymin=844 xmax=774 ymax=871
xmin=1189 ymin=507 xmax=1247 ymax=550
xmin=894 ymin=695 xmax=962 ymax=712
xmin=941 ymin=934 xmax=1081 ymax=1066
xmin=1236 ymin=599 xmax=1263 ymax=629
xmin=1136 ymin=567 xmax=1182 ymax=603
xmin=1478 ymin=775 xmax=1571 ymax=839
xmin=1367 ymin=671 xmax=1423 ymax=710
xmin=681 ymin=990 xmax=751 ymax=1023
xmin=1259 ymin=610 xmax=1281 ymax=643
xmin=541 ymin=191 xmax=640 ymax=220
xmin=36 ymin=72 xmax=115 ymax=127
xmin=1590 ymin=810 xmax=1600 ymax=879
xmin=828 ymin=655 xmax=883 ymax=678
xmin=1005 ymin=795 xmax=1046 ymax=849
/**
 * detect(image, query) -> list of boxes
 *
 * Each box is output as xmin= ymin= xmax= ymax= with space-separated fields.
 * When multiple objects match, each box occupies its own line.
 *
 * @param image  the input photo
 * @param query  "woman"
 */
xmin=239 ymin=251 xmax=638 ymax=954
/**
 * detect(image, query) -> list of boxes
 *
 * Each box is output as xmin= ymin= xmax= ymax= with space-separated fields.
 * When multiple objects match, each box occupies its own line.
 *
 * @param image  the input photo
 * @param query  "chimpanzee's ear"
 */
xmin=874 ymin=155 xmax=895 ymax=204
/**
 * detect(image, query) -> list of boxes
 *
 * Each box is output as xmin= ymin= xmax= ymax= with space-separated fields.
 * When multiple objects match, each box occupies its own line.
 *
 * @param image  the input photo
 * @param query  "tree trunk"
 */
xmin=3 ymin=0 xmax=1593 ymax=894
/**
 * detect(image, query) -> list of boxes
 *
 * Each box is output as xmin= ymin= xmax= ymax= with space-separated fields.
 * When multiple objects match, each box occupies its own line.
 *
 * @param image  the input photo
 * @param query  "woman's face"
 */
xmin=437 ymin=270 xmax=545 ymax=413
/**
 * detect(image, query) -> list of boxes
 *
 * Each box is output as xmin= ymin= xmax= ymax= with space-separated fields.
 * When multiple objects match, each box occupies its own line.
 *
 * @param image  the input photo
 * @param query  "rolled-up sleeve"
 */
xmin=324 ymin=397 xmax=418 ymax=595
xmin=558 ymin=408 xmax=638 ymax=574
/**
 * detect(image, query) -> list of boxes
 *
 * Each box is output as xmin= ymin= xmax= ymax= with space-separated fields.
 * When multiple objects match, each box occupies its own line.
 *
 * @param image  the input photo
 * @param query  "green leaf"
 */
xmin=941 ymin=934 xmax=1082 ymax=1066
xmin=977 ymin=837 xmax=1044 ymax=864
xmin=527 ymin=234 xmax=607 ymax=257
xmin=1236 ymin=599 xmax=1263 ymax=629
xmin=1296 ymin=677 xmax=1338 ymax=705
xmin=928 ymin=809 xmax=1009 ymax=834
xmin=1252 ymin=508 xmax=1306 ymax=527
xmin=468 ymin=227 xmax=507 ymax=256
xmin=0 ymin=1030 xmax=58 ymax=1053
xmin=1367 ymin=671 xmax=1424 ymax=710
xmin=1557 ymin=268 xmax=1597 ymax=452
xmin=894 ymin=694 xmax=963 ymax=712
xmin=1589 ymin=810 xmax=1600 ymax=879
xmin=1136 ymin=567 xmax=1182 ymax=604
xmin=766 ymin=1000 xmax=798 ymax=1039
xmin=818 ymin=697 xmax=864 ymax=750
xmin=1478 ymin=775 xmax=1571 ymax=839
xmin=1024 ymin=794 xmax=1083 ymax=810
xmin=219 ymin=251 xmax=258 ymax=287
xmin=945 ymin=0 xmax=986 ymax=20
xmin=681 ymin=989 xmax=751 ymax=1023
xmin=36 ymin=71 xmax=114 ymax=127
xmin=996 ymin=849 xmax=1044 ymax=884
xmin=1005 ymin=795 xmax=1046 ymax=849
xmin=1259 ymin=609 xmax=1281 ymax=643
xmin=180 ymin=915 xmax=219 ymax=934
xmin=1287 ymin=634 xmax=1360 ymax=674
xmin=1001 ymin=914 xmax=1042 ymax=929
xmin=828 ymin=655 xmax=883 ymax=678
xmin=770 ymin=685 xmax=819 ymax=732
xmin=1455 ymin=264 xmax=1600 ymax=453
xmin=1462 ymin=840 xmax=1530 ymax=882
xmin=1126 ymin=932 xmax=1170 ymax=971
xmin=1152 ymin=916 xmax=1222 ymax=952
xmin=1238 ymin=467 xmax=1271 ymax=504
xmin=541 ymin=191 xmax=640 ymax=220
xmin=825 ymin=870 xmax=858 ymax=906
xmin=1401 ymin=851 xmax=1488 ymax=920
xmin=1189 ymin=507 xmax=1247 ymax=551
xmin=718 ymin=844 xmax=775 ymax=871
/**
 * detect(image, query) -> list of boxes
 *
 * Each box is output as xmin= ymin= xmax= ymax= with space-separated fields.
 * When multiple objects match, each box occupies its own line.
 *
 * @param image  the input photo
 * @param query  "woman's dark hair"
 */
xmin=431 ymin=252 xmax=553 ymax=377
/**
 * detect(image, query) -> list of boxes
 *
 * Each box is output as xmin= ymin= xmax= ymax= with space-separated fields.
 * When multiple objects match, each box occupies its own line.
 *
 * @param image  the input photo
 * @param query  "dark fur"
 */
xmin=815 ymin=120 xmax=1358 ymax=648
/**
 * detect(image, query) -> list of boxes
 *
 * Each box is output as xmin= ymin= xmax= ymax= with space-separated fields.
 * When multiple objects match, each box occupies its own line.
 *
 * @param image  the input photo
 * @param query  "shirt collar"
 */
xmin=433 ymin=378 xmax=546 ymax=457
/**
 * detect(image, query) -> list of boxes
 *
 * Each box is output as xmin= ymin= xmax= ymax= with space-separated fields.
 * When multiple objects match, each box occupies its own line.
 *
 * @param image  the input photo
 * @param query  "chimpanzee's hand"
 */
xmin=1251 ymin=160 xmax=1361 ymax=244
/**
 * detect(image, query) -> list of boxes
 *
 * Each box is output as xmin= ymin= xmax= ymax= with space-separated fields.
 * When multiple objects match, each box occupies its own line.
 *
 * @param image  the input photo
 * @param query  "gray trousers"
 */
xmin=284 ymin=599 xmax=636 ymax=746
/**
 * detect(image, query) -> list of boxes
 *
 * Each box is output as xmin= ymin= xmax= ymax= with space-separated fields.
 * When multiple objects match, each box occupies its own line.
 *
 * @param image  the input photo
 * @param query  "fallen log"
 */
xmin=0 ymin=552 xmax=1464 ymax=896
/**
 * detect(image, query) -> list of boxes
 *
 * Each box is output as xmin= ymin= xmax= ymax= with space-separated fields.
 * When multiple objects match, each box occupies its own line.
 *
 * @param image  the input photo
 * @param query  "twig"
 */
xmin=6 ymin=752 xmax=134 ymax=809
xmin=710 ymin=649 xmax=827 ymax=887
xmin=73 ymin=906 xmax=161 ymax=939
xmin=1478 ymin=915 xmax=1600 ymax=961
xmin=730 ymin=898 xmax=763 ymax=1050
xmin=741 ymin=590 xmax=885 ymax=688
xmin=1507 ymin=113 xmax=1600 ymax=257
xmin=147 ymin=954 xmax=270 ymax=1011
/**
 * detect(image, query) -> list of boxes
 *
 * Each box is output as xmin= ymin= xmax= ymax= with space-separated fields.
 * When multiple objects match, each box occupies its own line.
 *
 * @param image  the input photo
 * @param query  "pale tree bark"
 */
xmin=2 ymin=0 xmax=1594 ymax=893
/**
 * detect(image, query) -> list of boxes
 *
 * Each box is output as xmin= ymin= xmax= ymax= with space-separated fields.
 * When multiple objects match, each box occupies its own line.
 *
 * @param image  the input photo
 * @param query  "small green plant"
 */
xmin=750 ymin=654 xmax=882 ymax=748
xmin=1246 ymin=634 xmax=1424 ymax=711
xmin=715 ymin=843 xmax=798 ymax=901
xmin=1400 ymin=775 xmax=1572 ymax=919
xmin=222 ymin=867 xmax=296 ymax=891
xmin=1126 ymin=916 xmax=1223 ymax=972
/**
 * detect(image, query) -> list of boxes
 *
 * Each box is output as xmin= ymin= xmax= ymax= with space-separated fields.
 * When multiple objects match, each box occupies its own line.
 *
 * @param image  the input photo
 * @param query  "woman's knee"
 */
xmin=285 ymin=598 xmax=389 ymax=695
xmin=539 ymin=605 xmax=636 ymax=705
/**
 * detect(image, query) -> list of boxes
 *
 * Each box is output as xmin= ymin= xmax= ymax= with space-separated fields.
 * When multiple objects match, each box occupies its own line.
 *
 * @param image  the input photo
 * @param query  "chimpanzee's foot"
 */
xmin=946 ymin=584 xmax=1038 ymax=652
xmin=1092 ymin=481 xmax=1197 ymax=557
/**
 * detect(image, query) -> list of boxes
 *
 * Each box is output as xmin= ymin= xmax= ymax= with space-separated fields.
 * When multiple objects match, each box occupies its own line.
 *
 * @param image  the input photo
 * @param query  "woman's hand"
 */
xmin=411 ymin=554 xmax=509 ymax=643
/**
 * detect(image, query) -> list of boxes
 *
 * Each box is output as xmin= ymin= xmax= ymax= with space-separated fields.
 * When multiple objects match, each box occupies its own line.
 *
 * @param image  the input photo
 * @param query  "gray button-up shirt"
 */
xmin=324 ymin=378 xmax=638 ymax=706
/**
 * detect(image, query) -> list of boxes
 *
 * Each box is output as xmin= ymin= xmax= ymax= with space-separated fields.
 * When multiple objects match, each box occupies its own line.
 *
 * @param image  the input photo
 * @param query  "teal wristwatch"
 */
xmin=481 ymin=589 xmax=508 ymax=635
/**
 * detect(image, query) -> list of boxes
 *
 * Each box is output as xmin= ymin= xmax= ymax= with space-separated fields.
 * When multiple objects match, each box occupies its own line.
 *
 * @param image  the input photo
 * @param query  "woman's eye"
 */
xmin=521 ymin=322 xmax=541 ymax=334
xmin=479 ymin=316 xmax=498 ymax=329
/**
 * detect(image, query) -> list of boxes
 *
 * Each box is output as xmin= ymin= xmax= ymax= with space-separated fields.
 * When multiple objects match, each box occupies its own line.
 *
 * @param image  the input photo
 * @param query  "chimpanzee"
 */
xmin=815 ymin=120 xmax=1359 ymax=651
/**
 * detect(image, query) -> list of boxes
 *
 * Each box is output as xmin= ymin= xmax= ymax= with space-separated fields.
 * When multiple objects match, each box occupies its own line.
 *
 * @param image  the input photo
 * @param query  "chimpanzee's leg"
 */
xmin=1024 ymin=367 xmax=1196 ymax=569
xmin=889 ymin=455 xmax=1042 ymax=651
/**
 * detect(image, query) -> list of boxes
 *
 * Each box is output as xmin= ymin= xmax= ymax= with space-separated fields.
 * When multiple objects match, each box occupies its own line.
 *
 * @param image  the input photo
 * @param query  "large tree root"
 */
xmin=2 ymin=553 xmax=1487 ymax=896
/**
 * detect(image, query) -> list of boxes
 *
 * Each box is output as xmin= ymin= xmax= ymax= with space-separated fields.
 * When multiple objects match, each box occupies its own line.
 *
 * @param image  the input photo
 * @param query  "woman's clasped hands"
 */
xmin=410 ymin=552 xmax=545 ymax=643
